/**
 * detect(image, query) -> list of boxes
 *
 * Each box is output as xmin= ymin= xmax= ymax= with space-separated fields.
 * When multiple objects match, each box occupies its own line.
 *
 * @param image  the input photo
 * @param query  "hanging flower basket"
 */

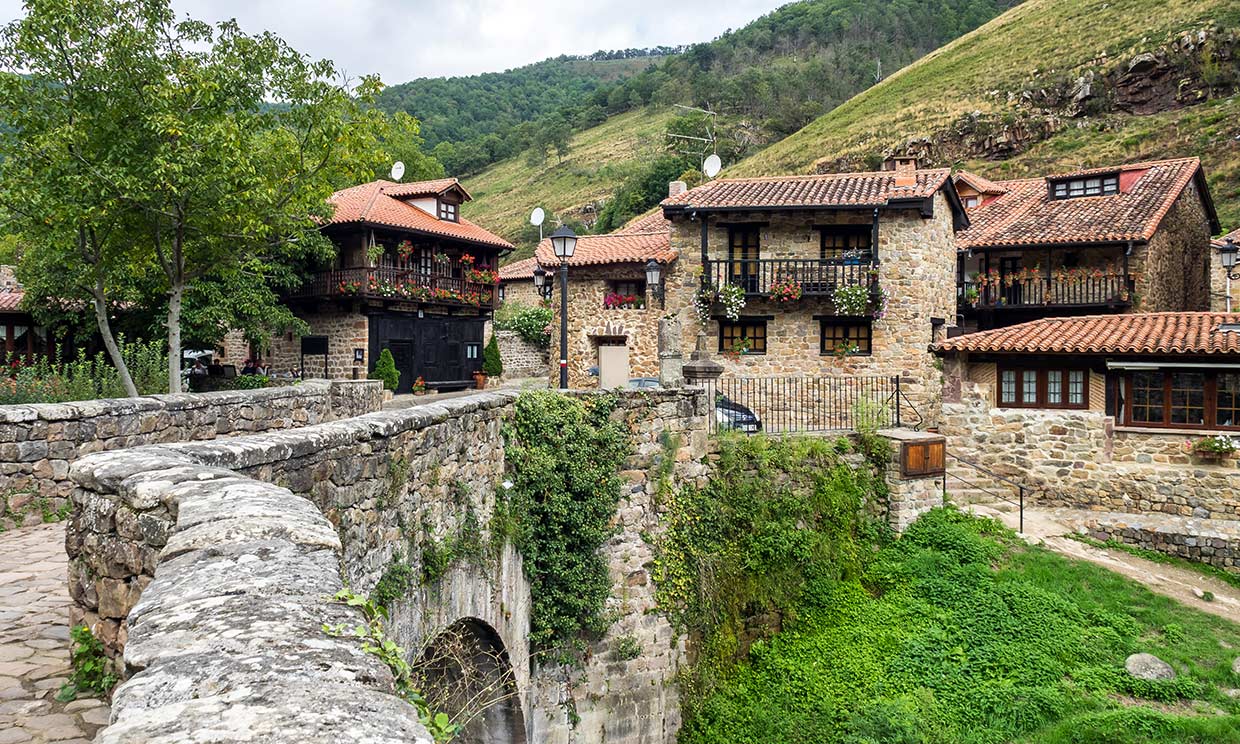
xmin=769 ymin=276 xmax=803 ymax=303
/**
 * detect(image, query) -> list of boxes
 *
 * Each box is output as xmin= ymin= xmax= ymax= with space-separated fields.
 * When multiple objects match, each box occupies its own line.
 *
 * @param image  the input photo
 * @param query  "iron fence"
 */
xmin=696 ymin=375 xmax=902 ymax=434
xmin=703 ymin=259 xmax=877 ymax=296
xmin=960 ymin=274 xmax=1132 ymax=310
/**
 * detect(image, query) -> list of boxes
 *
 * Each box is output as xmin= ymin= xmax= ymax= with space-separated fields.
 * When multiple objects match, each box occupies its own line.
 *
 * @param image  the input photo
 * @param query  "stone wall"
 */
xmin=664 ymin=196 xmax=956 ymax=425
xmin=1139 ymin=181 xmax=1214 ymax=312
xmin=495 ymin=329 xmax=548 ymax=380
xmin=501 ymin=279 xmax=542 ymax=309
xmin=941 ymin=380 xmax=1240 ymax=523
xmin=0 ymin=380 xmax=381 ymax=530
xmin=70 ymin=387 xmax=711 ymax=744
xmin=267 ymin=305 xmax=369 ymax=379
xmin=879 ymin=428 xmax=947 ymax=531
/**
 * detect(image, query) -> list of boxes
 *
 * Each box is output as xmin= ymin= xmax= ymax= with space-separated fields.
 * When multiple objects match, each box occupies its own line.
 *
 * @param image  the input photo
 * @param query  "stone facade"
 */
xmin=548 ymin=263 xmax=667 ymax=389
xmin=878 ymin=428 xmax=947 ymax=531
xmin=941 ymin=380 xmax=1240 ymax=523
xmin=0 ymin=380 xmax=381 ymax=530
xmin=214 ymin=328 xmax=251 ymax=366
xmin=501 ymin=278 xmax=542 ymax=309
xmin=495 ymin=329 xmax=549 ymax=380
xmin=1139 ymin=181 xmax=1214 ymax=312
xmin=69 ymin=388 xmax=711 ymax=744
xmin=662 ymin=196 xmax=957 ymax=424
xmin=267 ymin=306 xmax=369 ymax=379
xmin=1071 ymin=511 xmax=1238 ymax=574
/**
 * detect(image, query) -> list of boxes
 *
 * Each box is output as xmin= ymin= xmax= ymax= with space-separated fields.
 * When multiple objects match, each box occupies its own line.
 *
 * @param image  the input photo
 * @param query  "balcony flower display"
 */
xmin=433 ymin=252 xmax=451 ymax=266
xmin=466 ymin=266 xmax=500 ymax=285
xmin=396 ymin=240 xmax=415 ymax=261
xmin=833 ymin=284 xmax=872 ymax=316
xmin=459 ymin=253 xmax=476 ymax=267
xmin=695 ymin=282 xmax=747 ymax=323
xmin=769 ymin=276 xmax=803 ymax=303
xmin=1184 ymin=435 xmax=1238 ymax=460
xmin=337 ymin=279 xmax=362 ymax=295
xmin=603 ymin=292 xmax=644 ymax=309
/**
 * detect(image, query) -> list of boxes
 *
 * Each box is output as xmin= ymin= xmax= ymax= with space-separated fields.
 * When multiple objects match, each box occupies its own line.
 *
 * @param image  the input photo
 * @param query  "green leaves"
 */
xmin=57 ymin=624 xmax=118 ymax=703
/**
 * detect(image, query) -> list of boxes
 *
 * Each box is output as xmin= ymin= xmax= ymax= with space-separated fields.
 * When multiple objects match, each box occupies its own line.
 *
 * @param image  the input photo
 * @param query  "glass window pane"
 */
xmin=1169 ymin=372 xmax=1205 ymax=425
xmin=1068 ymin=370 xmax=1085 ymax=406
xmin=1217 ymin=373 xmax=1240 ymax=428
xmin=1046 ymin=371 xmax=1062 ymax=405
xmin=1022 ymin=370 xmax=1037 ymax=404
xmin=1130 ymin=371 xmax=1164 ymax=424
xmin=1001 ymin=370 xmax=1016 ymax=404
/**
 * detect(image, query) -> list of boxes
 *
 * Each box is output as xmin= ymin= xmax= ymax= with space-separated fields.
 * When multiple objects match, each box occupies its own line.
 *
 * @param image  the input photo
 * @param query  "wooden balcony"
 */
xmin=960 ymin=273 xmax=1133 ymax=310
xmin=703 ymin=259 xmax=877 ymax=297
xmin=290 ymin=266 xmax=498 ymax=310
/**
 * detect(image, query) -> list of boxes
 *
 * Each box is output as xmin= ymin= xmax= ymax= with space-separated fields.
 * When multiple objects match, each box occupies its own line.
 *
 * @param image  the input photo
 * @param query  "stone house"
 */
xmin=497 ymin=256 xmax=542 ymax=309
xmin=267 ymin=178 xmax=513 ymax=392
xmin=658 ymin=159 xmax=967 ymax=420
xmin=954 ymin=157 xmax=1220 ymax=331
xmin=1211 ymin=227 xmax=1239 ymax=312
xmin=934 ymin=312 xmax=1239 ymax=567
xmin=538 ymin=216 xmax=677 ymax=388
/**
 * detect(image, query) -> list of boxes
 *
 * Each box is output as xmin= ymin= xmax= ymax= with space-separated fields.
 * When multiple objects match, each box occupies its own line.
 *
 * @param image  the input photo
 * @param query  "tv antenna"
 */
xmin=530 ymin=207 xmax=546 ymax=240
xmin=390 ymin=161 xmax=405 ymax=181
xmin=668 ymin=104 xmax=723 ymax=177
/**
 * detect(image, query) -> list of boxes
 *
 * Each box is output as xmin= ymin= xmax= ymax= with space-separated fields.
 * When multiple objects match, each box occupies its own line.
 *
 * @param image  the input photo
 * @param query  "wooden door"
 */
xmin=729 ymin=226 xmax=761 ymax=293
xmin=999 ymin=256 xmax=1022 ymax=306
xmin=388 ymin=340 xmax=414 ymax=394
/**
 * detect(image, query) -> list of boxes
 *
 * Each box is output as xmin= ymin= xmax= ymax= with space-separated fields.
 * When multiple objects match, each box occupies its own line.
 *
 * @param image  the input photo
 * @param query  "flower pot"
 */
xmin=473 ymin=372 xmax=487 ymax=390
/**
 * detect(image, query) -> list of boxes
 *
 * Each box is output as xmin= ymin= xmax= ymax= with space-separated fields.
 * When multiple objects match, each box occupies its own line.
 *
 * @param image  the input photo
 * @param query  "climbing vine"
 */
xmin=501 ymin=391 xmax=629 ymax=663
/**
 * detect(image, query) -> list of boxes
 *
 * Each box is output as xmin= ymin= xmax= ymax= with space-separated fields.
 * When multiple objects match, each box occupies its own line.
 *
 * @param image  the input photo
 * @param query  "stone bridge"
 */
xmin=67 ymin=387 xmax=713 ymax=743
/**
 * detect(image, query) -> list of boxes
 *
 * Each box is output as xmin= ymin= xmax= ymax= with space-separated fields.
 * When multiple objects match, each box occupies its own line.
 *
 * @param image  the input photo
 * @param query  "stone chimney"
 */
xmin=668 ymin=180 xmax=687 ymax=198
xmin=889 ymin=156 xmax=918 ymax=188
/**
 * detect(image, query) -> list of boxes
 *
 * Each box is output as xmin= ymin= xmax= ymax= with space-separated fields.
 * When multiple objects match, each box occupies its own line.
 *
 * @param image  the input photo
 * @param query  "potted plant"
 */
xmin=769 ymin=276 xmax=803 ymax=303
xmin=411 ymin=376 xmax=426 ymax=395
xmin=1184 ymin=435 xmax=1238 ymax=461
xmin=476 ymin=335 xmax=503 ymax=388
xmin=369 ymin=348 xmax=400 ymax=398
xmin=963 ymin=286 xmax=980 ymax=307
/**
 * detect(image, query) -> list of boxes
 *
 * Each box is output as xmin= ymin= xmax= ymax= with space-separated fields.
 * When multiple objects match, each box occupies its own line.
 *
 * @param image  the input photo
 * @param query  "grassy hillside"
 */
xmin=463 ymin=108 xmax=676 ymax=259
xmin=731 ymin=0 xmax=1240 ymax=227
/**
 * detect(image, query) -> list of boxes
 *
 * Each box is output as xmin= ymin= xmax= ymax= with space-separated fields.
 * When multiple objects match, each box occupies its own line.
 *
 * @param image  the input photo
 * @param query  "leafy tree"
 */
xmin=0 ymin=0 xmax=425 ymax=393
xmin=371 ymin=347 xmax=400 ymax=391
xmin=481 ymin=335 xmax=503 ymax=377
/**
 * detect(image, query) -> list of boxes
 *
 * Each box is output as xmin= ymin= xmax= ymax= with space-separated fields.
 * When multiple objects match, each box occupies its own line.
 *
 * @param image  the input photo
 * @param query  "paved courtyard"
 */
xmin=0 ymin=522 xmax=109 ymax=743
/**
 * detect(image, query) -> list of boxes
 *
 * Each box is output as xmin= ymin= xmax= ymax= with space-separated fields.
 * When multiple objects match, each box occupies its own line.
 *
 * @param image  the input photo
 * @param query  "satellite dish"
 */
xmin=390 ymin=161 xmax=405 ymax=181
xmin=703 ymin=154 xmax=722 ymax=178
xmin=529 ymin=207 xmax=545 ymax=226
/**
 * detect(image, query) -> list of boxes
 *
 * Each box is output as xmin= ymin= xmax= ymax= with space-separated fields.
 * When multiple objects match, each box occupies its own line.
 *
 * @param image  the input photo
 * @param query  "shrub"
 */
xmin=0 ymin=338 xmax=168 ymax=404
xmin=56 ymin=625 xmax=117 ymax=701
xmin=494 ymin=301 xmax=552 ymax=348
xmin=371 ymin=348 xmax=400 ymax=391
xmin=482 ymin=336 xmax=503 ymax=377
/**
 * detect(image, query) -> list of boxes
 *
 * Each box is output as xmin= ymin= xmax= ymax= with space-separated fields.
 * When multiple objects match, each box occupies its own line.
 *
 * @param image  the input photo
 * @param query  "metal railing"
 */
xmin=290 ymin=265 xmax=498 ymax=309
xmin=960 ymin=274 xmax=1132 ymax=310
xmin=703 ymin=259 xmax=877 ymax=297
xmin=697 ymin=375 xmax=902 ymax=434
xmin=943 ymin=453 xmax=1027 ymax=533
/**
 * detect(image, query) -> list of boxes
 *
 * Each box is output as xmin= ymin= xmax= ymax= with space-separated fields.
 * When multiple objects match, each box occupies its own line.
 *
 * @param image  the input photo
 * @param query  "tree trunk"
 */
xmin=91 ymin=281 xmax=138 ymax=398
xmin=166 ymin=283 xmax=183 ymax=394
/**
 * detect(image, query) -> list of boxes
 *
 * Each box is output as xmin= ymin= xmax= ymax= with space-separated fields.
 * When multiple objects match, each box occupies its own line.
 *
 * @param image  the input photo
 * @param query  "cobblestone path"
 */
xmin=0 ymin=522 xmax=109 ymax=743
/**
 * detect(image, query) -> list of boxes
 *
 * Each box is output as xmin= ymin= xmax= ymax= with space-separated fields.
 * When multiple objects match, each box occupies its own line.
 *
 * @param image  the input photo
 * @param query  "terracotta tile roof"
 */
xmin=661 ymin=169 xmax=954 ymax=211
xmin=1212 ymin=227 xmax=1239 ymax=247
xmin=620 ymin=210 xmax=671 ymax=233
xmin=936 ymin=312 xmax=1240 ymax=356
xmin=381 ymin=178 xmax=471 ymax=200
xmin=953 ymin=171 xmax=1008 ymax=196
xmin=534 ymin=229 xmax=675 ymax=268
xmin=498 ymin=256 xmax=539 ymax=282
xmin=957 ymin=158 xmax=1215 ymax=249
xmin=324 ymin=180 xmax=511 ymax=250
xmin=0 ymin=289 xmax=23 ymax=312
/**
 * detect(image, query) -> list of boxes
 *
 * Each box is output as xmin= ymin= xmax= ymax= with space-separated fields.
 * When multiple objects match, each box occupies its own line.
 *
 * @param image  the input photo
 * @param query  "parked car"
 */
xmin=627 ymin=377 xmax=661 ymax=390
xmin=715 ymin=393 xmax=762 ymax=433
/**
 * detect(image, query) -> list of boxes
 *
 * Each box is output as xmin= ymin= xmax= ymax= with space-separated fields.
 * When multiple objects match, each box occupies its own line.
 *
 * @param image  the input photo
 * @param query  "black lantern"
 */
xmin=550 ymin=225 xmax=578 ymax=260
xmin=533 ymin=266 xmax=552 ymax=300
xmin=1218 ymin=236 xmax=1240 ymax=313
xmin=645 ymin=259 xmax=663 ymax=306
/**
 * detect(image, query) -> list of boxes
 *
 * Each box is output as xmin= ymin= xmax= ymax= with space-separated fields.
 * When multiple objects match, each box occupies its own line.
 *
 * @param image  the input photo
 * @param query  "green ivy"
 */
xmin=373 ymin=557 xmax=417 ymax=609
xmin=494 ymin=301 xmax=553 ymax=348
xmin=502 ymin=391 xmax=629 ymax=663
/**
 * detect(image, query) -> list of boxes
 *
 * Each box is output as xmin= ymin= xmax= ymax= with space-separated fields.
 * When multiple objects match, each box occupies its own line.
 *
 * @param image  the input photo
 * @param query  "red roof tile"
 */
xmin=620 ymin=210 xmax=671 ymax=233
xmin=957 ymin=158 xmax=1212 ymax=249
xmin=534 ymin=229 xmax=674 ymax=268
xmin=324 ymin=179 xmax=511 ymax=250
xmin=661 ymin=169 xmax=954 ymax=211
xmin=0 ymin=289 xmax=23 ymax=312
xmin=1212 ymin=227 xmax=1239 ymax=247
xmin=381 ymin=178 xmax=471 ymax=200
xmin=953 ymin=171 xmax=1008 ymax=196
xmin=498 ymin=256 xmax=539 ymax=282
xmin=936 ymin=312 xmax=1240 ymax=356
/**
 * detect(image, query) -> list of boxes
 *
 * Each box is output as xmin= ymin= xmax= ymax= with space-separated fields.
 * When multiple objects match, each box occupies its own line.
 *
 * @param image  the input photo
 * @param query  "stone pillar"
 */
xmin=658 ymin=317 xmax=684 ymax=387
xmin=878 ymin=429 xmax=946 ymax=532
xmin=682 ymin=330 xmax=723 ymax=386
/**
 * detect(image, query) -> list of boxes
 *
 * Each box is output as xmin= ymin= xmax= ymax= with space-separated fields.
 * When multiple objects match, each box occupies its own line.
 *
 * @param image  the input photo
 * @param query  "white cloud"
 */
xmin=0 ymin=0 xmax=787 ymax=82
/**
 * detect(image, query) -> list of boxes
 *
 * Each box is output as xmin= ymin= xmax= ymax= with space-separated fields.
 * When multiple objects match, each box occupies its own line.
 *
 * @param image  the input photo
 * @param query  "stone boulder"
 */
xmin=1125 ymin=653 xmax=1176 ymax=681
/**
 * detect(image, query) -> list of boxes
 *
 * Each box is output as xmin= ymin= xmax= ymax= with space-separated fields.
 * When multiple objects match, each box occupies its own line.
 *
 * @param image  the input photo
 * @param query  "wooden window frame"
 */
xmin=996 ymin=365 xmax=1089 ymax=410
xmin=817 ymin=224 xmax=873 ymax=263
xmin=819 ymin=319 xmax=872 ymax=356
xmin=1050 ymin=174 xmax=1120 ymax=199
xmin=1122 ymin=370 xmax=1240 ymax=431
xmin=718 ymin=319 xmax=767 ymax=355
xmin=727 ymin=225 xmax=761 ymax=292
xmin=438 ymin=201 xmax=459 ymax=222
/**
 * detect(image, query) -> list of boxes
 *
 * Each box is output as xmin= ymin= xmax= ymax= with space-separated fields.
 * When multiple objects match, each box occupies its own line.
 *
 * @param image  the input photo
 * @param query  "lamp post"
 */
xmin=645 ymin=259 xmax=663 ymax=308
xmin=549 ymin=225 xmax=578 ymax=388
xmin=533 ymin=266 xmax=552 ymax=301
xmin=1219 ymin=237 xmax=1239 ymax=312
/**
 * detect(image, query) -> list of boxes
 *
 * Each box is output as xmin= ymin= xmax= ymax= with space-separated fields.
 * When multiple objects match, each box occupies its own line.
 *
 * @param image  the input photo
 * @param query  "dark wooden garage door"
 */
xmin=369 ymin=312 xmax=484 ymax=392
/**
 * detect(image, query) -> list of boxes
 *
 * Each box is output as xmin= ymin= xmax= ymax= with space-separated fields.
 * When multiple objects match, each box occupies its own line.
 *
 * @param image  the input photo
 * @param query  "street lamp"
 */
xmin=549 ymin=225 xmax=577 ymax=388
xmin=1218 ymin=237 xmax=1239 ymax=312
xmin=645 ymin=259 xmax=663 ymax=307
xmin=533 ymin=266 xmax=552 ymax=300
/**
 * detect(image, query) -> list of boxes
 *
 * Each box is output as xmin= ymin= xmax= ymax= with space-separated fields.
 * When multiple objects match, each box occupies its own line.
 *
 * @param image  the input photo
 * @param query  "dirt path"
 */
xmin=967 ymin=502 xmax=1240 ymax=623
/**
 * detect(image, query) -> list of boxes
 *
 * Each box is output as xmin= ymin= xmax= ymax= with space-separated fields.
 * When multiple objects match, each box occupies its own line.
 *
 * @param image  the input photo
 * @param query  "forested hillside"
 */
xmin=454 ymin=0 xmax=1021 ymax=258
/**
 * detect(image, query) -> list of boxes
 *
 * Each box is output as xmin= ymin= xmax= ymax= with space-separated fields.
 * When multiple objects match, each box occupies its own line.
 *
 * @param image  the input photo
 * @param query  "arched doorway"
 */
xmin=412 ymin=618 xmax=527 ymax=744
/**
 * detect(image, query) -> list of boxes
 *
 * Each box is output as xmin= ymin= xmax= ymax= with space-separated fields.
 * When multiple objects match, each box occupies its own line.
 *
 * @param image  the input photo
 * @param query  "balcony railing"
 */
xmin=291 ymin=266 xmax=498 ymax=309
xmin=960 ymin=274 xmax=1133 ymax=310
xmin=703 ymin=258 xmax=877 ymax=297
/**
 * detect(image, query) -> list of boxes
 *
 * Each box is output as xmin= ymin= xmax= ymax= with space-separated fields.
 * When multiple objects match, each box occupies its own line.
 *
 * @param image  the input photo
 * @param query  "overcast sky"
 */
xmin=0 ymin=0 xmax=787 ymax=83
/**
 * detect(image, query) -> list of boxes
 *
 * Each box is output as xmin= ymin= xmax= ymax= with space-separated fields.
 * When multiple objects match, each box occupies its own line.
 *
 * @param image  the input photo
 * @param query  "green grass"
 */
xmin=461 ymin=108 xmax=675 ymax=258
xmin=1068 ymin=532 xmax=1240 ymax=591
xmin=679 ymin=508 xmax=1240 ymax=744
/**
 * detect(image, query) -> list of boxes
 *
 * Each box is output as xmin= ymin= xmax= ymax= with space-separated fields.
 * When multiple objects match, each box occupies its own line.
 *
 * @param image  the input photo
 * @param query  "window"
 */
xmin=719 ymin=319 xmax=766 ymax=355
xmin=819 ymin=225 xmax=873 ymax=262
xmin=997 ymin=366 xmax=1089 ymax=409
xmin=498 ymin=284 xmax=507 ymax=303
xmin=417 ymin=249 xmax=433 ymax=276
xmin=820 ymin=320 xmax=872 ymax=356
xmin=608 ymin=280 xmax=646 ymax=297
xmin=1123 ymin=370 xmax=1240 ymax=430
xmin=962 ymin=196 xmax=980 ymax=208
xmin=465 ymin=343 xmax=480 ymax=360
xmin=1051 ymin=174 xmax=1119 ymax=199
xmin=438 ymin=201 xmax=459 ymax=222
xmin=728 ymin=226 xmax=761 ymax=292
